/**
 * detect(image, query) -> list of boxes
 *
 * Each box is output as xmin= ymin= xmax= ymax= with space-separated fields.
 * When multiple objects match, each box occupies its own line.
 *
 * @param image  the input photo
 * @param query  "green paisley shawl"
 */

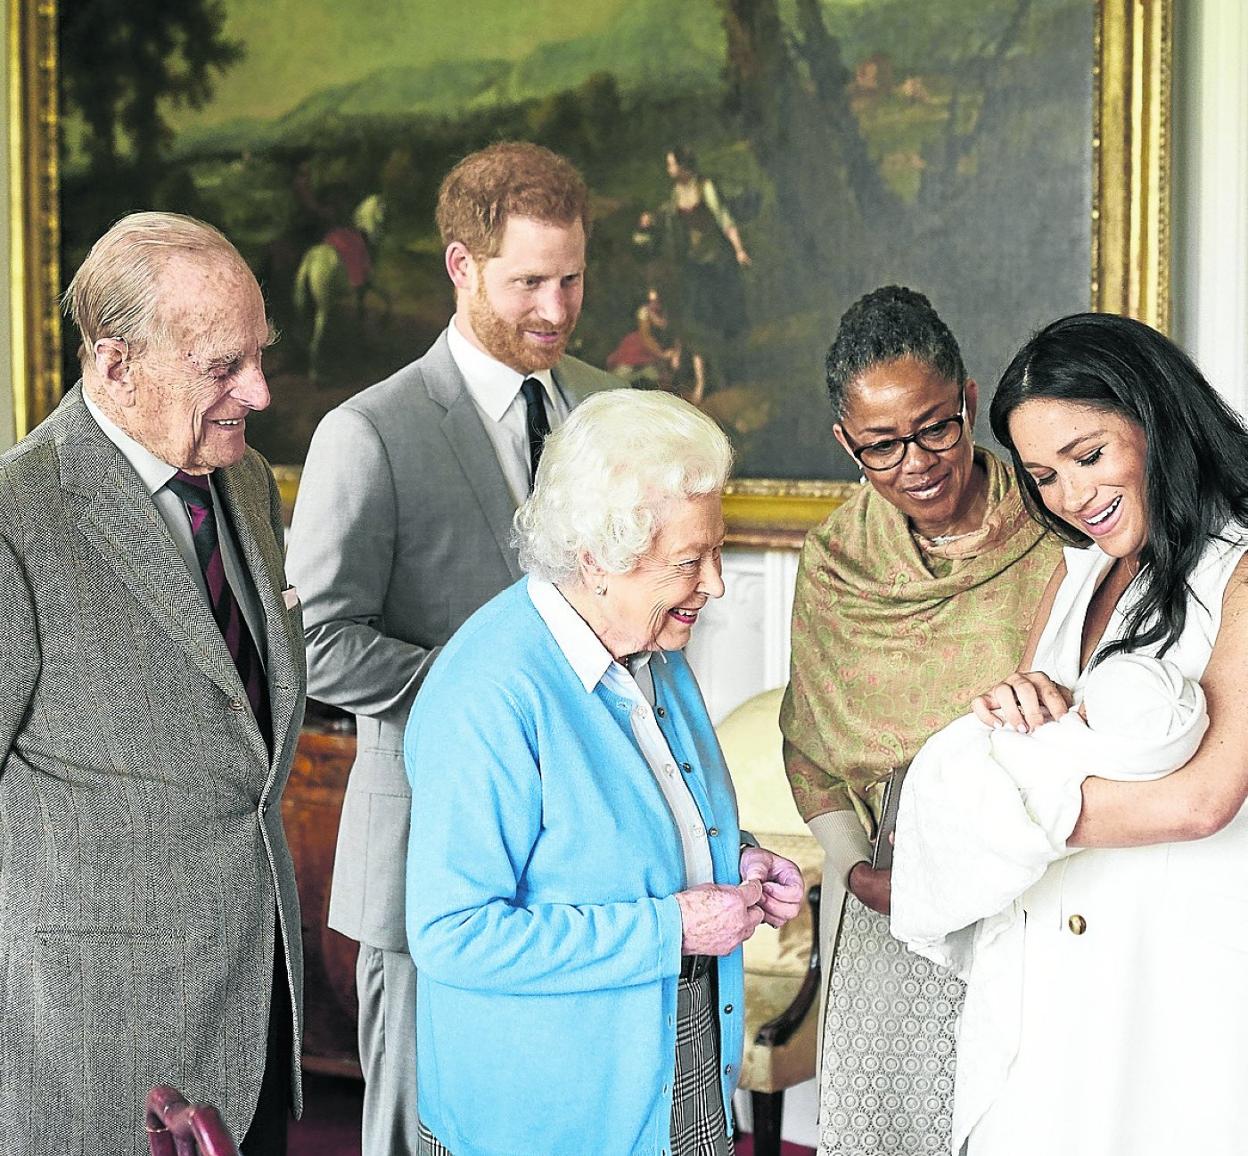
xmin=780 ymin=449 xmax=1063 ymax=836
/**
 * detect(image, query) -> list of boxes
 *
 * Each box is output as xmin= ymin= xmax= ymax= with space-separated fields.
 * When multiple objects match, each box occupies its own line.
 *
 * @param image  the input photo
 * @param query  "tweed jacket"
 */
xmin=0 ymin=385 xmax=307 ymax=1154
xmin=286 ymin=329 xmax=615 ymax=951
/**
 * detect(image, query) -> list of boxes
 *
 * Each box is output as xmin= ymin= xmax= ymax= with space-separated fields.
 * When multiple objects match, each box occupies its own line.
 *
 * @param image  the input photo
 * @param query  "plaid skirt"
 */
xmin=417 ymin=969 xmax=734 ymax=1155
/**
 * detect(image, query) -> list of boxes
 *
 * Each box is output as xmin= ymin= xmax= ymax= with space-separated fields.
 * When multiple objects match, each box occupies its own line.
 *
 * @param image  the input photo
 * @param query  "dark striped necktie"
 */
xmin=166 ymin=470 xmax=271 ymax=743
xmin=520 ymin=377 xmax=551 ymax=489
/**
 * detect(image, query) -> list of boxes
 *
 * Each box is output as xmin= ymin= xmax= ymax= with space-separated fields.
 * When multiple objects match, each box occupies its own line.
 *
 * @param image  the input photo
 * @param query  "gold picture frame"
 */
xmin=9 ymin=0 xmax=1171 ymax=548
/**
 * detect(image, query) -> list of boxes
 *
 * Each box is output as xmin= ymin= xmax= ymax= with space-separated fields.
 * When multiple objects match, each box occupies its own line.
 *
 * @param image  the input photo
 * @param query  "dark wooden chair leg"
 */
xmin=750 ymin=1089 xmax=785 ymax=1156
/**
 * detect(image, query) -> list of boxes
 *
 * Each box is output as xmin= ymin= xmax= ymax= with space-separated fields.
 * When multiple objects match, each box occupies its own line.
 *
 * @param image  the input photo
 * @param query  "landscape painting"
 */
xmin=54 ymin=0 xmax=1099 ymax=492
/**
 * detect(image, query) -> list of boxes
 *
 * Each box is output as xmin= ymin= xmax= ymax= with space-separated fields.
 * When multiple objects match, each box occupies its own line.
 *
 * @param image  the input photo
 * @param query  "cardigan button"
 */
xmin=708 ymin=827 xmax=719 ymax=837
xmin=1068 ymin=914 xmax=1087 ymax=935
xmin=681 ymin=762 xmax=692 ymax=773
xmin=724 ymin=1004 xmax=734 ymax=1014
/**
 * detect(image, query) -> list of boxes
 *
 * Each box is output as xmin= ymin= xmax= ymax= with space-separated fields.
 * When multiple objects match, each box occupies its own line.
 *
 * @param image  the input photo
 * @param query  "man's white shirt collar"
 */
xmin=447 ymin=318 xmax=558 ymax=422
xmin=526 ymin=575 xmax=664 ymax=694
xmin=83 ymin=388 xmax=179 ymax=495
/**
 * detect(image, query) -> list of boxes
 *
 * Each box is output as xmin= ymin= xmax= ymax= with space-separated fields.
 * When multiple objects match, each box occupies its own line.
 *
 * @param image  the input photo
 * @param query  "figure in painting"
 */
xmin=662 ymin=146 xmax=751 ymax=403
xmin=294 ymin=192 xmax=388 ymax=380
xmin=605 ymin=287 xmax=683 ymax=390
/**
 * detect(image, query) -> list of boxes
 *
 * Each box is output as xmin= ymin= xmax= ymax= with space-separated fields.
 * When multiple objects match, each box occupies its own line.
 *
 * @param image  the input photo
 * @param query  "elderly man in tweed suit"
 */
xmin=0 ymin=213 xmax=307 ymax=1155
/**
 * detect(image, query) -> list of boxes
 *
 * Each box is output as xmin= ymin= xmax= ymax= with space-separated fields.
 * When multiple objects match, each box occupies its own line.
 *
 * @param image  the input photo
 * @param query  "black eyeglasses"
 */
xmin=841 ymin=390 xmax=967 ymax=471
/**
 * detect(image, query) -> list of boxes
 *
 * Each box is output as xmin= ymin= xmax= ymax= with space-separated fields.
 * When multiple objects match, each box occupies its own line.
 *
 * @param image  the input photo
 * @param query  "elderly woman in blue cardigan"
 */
xmin=404 ymin=389 xmax=804 ymax=1156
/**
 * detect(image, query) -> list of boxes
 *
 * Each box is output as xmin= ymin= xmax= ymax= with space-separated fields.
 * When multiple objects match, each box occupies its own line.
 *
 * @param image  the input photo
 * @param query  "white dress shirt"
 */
xmin=526 ymin=575 xmax=714 ymax=887
xmin=82 ymin=388 xmax=267 ymax=666
xmin=446 ymin=320 xmax=571 ymax=506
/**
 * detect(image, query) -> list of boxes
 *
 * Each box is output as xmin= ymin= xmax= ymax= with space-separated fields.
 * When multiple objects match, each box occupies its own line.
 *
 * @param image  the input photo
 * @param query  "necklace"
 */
xmin=924 ymin=529 xmax=978 ymax=546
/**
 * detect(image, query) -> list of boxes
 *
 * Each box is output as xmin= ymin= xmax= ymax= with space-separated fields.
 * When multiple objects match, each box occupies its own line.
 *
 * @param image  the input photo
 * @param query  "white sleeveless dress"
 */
xmin=966 ymin=526 xmax=1248 ymax=1156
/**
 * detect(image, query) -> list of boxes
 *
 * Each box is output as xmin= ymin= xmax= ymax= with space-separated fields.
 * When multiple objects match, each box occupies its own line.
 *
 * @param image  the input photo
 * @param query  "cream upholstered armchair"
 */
xmin=716 ymin=688 xmax=825 ymax=1156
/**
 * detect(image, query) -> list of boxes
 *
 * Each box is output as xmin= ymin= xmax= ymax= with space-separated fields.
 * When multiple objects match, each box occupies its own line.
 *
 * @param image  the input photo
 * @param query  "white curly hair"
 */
xmin=513 ymin=389 xmax=733 ymax=584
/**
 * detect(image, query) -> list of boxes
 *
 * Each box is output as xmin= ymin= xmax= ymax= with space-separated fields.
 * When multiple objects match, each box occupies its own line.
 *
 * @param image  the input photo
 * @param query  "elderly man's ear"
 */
xmin=92 ymin=337 xmax=136 ymax=407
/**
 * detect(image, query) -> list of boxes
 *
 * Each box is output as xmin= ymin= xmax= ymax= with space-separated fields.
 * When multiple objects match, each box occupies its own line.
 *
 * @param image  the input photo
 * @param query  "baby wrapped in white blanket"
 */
xmin=891 ymin=652 xmax=1207 ymax=971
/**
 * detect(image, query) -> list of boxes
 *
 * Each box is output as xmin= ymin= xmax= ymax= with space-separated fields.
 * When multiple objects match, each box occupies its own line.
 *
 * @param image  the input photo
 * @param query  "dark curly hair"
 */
xmin=991 ymin=311 xmax=1248 ymax=665
xmin=824 ymin=285 xmax=966 ymax=416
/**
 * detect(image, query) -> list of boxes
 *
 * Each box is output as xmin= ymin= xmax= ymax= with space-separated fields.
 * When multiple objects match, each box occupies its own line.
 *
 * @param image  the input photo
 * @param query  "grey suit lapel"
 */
xmin=551 ymin=361 xmax=581 ymax=410
xmin=215 ymin=464 xmax=303 ymax=770
xmin=423 ymin=333 xmax=524 ymax=581
xmin=59 ymin=402 xmax=249 ymax=712
xmin=554 ymin=369 xmax=576 ymax=414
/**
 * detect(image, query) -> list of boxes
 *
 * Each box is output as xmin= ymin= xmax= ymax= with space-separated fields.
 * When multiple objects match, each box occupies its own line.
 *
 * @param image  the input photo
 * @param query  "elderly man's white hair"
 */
xmin=514 ymin=388 xmax=733 ymax=584
xmin=63 ymin=210 xmax=247 ymax=370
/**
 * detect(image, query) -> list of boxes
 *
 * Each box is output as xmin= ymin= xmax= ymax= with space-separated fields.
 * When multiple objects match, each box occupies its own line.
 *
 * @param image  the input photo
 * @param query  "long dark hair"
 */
xmin=990 ymin=312 xmax=1248 ymax=663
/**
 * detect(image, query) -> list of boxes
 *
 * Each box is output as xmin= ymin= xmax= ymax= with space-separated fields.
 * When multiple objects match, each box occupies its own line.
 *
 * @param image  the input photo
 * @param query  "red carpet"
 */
xmin=735 ymin=1137 xmax=815 ymax=1156
xmin=291 ymin=1073 xmax=815 ymax=1156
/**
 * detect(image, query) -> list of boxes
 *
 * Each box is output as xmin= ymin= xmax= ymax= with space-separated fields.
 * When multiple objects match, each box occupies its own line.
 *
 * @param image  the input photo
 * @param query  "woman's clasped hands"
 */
xmin=675 ymin=847 xmax=804 ymax=956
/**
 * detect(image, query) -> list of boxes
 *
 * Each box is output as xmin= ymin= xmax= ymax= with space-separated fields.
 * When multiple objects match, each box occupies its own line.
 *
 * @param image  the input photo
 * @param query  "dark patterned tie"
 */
xmin=520 ymin=377 xmax=551 ymax=489
xmin=166 ymin=470 xmax=271 ymax=743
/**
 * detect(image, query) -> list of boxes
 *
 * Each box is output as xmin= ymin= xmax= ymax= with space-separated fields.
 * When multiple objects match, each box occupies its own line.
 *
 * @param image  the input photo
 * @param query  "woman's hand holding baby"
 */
xmin=972 ymin=671 xmax=1074 ymax=733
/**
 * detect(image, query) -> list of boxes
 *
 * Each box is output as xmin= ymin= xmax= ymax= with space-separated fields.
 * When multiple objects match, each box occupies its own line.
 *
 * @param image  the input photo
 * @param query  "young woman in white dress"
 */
xmin=960 ymin=313 xmax=1248 ymax=1156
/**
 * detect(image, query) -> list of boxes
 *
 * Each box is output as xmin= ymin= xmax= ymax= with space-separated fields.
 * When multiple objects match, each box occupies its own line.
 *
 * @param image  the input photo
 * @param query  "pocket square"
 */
xmin=282 ymin=586 xmax=300 ymax=610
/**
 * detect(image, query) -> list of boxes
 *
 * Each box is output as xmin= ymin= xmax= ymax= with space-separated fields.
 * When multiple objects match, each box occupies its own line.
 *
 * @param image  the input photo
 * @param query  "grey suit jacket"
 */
xmin=286 ymin=330 xmax=615 ymax=951
xmin=0 ymin=386 xmax=307 ymax=1154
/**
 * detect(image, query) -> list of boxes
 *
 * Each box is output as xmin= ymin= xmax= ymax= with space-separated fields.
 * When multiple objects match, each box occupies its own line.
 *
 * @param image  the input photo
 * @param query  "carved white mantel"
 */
xmin=684 ymin=546 xmax=800 ymax=724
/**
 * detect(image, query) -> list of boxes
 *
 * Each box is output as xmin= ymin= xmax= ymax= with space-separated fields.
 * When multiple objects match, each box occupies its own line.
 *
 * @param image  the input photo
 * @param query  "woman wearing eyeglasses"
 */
xmin=780 ymin=285 xmax=1062 ymax=1154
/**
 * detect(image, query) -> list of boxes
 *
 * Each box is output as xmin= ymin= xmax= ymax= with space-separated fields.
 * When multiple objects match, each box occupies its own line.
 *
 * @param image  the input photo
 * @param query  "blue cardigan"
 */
xmin=404 ymin=579 xmax=746 ymax=1156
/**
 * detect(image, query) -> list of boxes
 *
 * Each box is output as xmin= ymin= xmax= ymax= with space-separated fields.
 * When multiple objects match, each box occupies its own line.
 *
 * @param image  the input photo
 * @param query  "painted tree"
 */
xmin=716 ymin=0 xmax=1039 ymax=274
xmin=719 ymin=0 xmax=855 ymax=273
xmin=59 ymin=0 xmax=242 ymax=189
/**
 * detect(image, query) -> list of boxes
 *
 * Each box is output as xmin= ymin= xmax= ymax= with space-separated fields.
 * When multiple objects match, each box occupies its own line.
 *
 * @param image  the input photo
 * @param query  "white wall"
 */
xmin=1173 ymin=0 xmax=1248 ymax=415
